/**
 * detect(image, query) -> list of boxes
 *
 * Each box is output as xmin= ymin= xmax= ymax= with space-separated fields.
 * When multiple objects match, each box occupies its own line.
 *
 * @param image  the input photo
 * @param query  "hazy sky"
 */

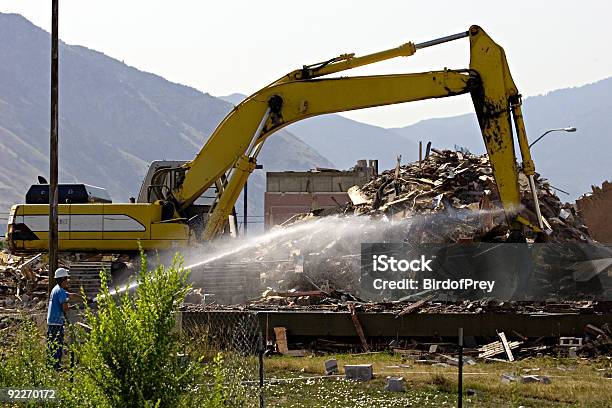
xmin=2 ymin=1 xmax=610 ymax=128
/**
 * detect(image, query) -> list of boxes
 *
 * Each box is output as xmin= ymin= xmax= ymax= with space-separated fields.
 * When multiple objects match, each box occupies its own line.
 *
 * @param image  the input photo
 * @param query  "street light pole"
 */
xmin=527 ymin=126 xmax=577 ymax=231
xmin=48 ymin=0 xmax=59 ymax=292
xmin=529 ymin=127 xmax=577 ymax=148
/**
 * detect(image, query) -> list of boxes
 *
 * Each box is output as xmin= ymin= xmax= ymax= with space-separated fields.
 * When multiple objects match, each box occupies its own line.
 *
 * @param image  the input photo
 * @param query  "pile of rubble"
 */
xmin=0 ymin=251 xmax=133 ymax=316
xmin=0 ymin=251 xmax=49 ymax=314
xmin=184 ymin=298 xmax=607 ymax=314
xmin=225 ymin=149 xmax=609 ymax=302
xmin=340 ymin=149 xmax=589 ymax=243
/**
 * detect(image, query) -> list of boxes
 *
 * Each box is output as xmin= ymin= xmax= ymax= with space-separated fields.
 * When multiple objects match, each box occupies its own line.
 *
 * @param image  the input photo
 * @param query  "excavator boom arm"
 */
xmin=171 ymin=25 xmax=536 ymax=239
xmin=175 ymin=70 xmax=475 ymax=209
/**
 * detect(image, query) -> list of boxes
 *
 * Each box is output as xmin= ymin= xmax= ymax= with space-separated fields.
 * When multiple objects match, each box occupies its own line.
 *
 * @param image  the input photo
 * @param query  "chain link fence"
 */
xmin=181 ymin=310 xmax=264 ymax=407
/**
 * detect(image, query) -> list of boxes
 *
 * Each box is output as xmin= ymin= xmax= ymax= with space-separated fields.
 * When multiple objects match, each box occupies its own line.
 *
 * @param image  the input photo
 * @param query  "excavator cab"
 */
xmin=137 ymin=160 xmax=237 ymax=239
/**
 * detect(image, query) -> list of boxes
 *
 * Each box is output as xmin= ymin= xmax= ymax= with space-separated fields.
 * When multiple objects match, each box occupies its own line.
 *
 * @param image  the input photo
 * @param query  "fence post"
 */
xmin=458 ymin=327 xmax=463 ymax=408
xmin=259 ymin=325 xmax=265 ymax=408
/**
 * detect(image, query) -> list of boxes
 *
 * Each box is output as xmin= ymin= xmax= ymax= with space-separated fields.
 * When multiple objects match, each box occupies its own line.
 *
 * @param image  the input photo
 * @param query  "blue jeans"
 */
xmin=47 ymin=325 xmax=64 ymax=370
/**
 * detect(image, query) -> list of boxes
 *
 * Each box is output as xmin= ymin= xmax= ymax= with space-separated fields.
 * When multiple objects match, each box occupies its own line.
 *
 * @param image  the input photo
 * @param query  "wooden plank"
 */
xmin=396 ymin=295 xmax=435 ymax=317
xmin=478 ymin=342 xmax=504 ymax=358
xmin=273 ymin=326 xmax=306 ymax=356
xmin=478 ymin=339 xmax=522 ymax=359
xmin=274 ymin=327 xmax=289 ymax=354
xmin=498 ymin=331 xmax=514 ymax=362
xmin=348 ymin=304 xmax=370 ymax=352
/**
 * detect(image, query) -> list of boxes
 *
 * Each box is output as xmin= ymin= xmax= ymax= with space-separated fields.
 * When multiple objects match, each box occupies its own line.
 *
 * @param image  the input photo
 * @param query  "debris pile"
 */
xmin=228 ymin=149 xmax=609 ymax=302
xmin=184 ymin=298 xmax=605 ymax=314
xmin=340 ymin=149 xmax=589 ymax=243
xmin=0 ymin=250 xmax=134 ymax=316
xmin=0 ymin=251 xmax=49 ymax=313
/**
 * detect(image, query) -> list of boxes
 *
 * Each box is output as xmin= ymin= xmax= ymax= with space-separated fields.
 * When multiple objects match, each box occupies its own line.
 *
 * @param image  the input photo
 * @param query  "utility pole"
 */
xmin=243 ymin=181 xmax=248 ymax=235
xmin=243 ymin=164 xmax=263 ymax=236
xmin=48 ymin=0 xmax=59 ymax=291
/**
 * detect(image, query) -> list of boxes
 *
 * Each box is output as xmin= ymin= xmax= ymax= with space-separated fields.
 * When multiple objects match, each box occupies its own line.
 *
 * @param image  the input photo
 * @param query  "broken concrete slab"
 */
xmin=501 ymin=373 xmax=518 ymax=384
xmin=440 ymin=355 xmax=459 ymax=366
xmin=344 ymin=364 xmax=373 ymax=381
xmin=521 ymin=375 xmax=551 ymax=384
xmin=324 ymin=359 xmax=339 ymax=375
xmin=347 ymin=186 xmax=372 ymax=206
xmin=384 ymin=376 xmax=405 ymax=392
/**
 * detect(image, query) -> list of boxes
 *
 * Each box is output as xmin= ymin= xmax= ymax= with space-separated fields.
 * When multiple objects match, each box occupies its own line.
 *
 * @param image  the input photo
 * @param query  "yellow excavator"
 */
xmin=6 ymin=25 xmax=543 ymax=252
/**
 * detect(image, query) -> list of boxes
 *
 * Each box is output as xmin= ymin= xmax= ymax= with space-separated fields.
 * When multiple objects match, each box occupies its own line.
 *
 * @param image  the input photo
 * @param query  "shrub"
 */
xmin=76 ymin=252 xmax=205 ymax=407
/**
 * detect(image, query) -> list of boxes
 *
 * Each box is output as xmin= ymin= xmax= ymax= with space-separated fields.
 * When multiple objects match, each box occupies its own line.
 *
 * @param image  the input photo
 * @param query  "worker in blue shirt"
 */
xmin=47 ymin=267 xmax=84 ymax=370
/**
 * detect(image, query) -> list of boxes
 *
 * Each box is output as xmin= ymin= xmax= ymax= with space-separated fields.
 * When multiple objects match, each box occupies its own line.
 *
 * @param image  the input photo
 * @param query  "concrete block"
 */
xmin=324 ymin=359 xmax=339 ymax=375
xmin=559 ymin=337 xmax=582 ymax=347
xmin=344 ymin=364 xmax=373 ymax=381
xmin=384 ymin=376 xmax=405 ymax=392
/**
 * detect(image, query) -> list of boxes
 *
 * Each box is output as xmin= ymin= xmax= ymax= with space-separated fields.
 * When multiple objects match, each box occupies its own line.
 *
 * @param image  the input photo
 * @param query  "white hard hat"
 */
xmin=54 ymin=267 xmax=70 ymax=279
